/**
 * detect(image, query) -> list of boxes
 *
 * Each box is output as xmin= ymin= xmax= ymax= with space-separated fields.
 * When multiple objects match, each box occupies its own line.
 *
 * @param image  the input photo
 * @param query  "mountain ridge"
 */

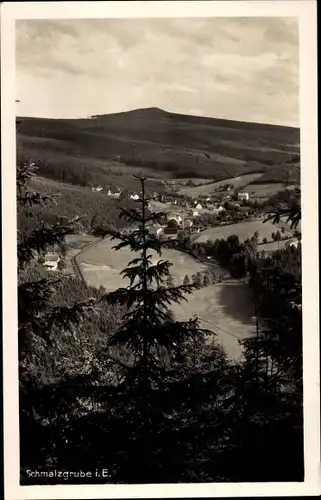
xmin=18 ymin=106 xmax=299 ymax=132
xmin=17 ymin=106 xmax=300 ymax=189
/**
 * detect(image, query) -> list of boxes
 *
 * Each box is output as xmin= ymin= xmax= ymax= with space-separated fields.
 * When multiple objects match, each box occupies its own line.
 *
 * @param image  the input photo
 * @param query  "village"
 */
xmin=90 ymin=182 xmax=255 ymax=238
xmin=41 ymin=181 xmax=298 ymax=273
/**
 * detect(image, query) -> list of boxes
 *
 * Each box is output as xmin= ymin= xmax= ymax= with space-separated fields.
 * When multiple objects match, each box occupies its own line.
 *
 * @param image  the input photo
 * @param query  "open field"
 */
xmin=149 ymin=200 xmax=187 ymax=215
xmin=196 ymin=219 xmax=293 ymax=243
xmin=246 ymin=182 xmax=287 ymax=198
xmin=75 ymin=237 xmax=254 ymax=359
xmin=78 ymin=237 xmax=208 ymax=290
xmin=178 ymin=172 xmax=264 ymax=197
xmin=168 ymin=178 xmax=216 ymax=186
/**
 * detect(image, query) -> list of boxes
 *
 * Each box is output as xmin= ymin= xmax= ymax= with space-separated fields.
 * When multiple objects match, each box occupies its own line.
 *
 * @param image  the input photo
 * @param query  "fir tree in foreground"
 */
xmin=95 ymin=175 xmax=210 ymax=390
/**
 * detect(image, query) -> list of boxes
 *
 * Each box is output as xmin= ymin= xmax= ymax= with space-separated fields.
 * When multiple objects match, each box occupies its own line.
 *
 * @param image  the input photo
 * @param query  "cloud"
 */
xmin=16 ymin=17 xmax=299 ymax=126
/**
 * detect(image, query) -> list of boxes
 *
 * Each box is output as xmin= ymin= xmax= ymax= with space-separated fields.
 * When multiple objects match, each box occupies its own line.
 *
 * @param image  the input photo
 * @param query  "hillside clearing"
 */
xmin=78 ymin=237 xmax=208 ymax=291
xmin=178 ymin=172 xmax=264 ymax=197
xmin=246 ymin=182 xmax=287 ymax=198
xmin=196 ymin=219 xmax=293 ymax=243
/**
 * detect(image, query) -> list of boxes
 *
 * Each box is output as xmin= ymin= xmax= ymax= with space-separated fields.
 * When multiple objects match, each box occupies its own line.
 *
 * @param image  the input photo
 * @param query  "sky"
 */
xmin=16 ymin=17 xmax=299 ymax=126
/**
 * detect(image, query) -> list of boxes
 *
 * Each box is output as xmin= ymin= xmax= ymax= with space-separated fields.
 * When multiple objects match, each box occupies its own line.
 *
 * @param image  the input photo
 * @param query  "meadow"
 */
xmin=178 ymin=172 xmax=264 ymax=197
xmin=77 ymin=237 xmax=208 ymax=291
xmin=246 ymin=182 xmax=289 ymax=198
xmin=196 ymin=219 xmax=293 ymax=243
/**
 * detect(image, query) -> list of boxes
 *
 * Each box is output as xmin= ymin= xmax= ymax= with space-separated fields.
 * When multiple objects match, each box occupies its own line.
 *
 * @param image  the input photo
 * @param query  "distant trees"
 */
xmin=193 ymin=272 xmax=203 ymax=289
xmin=274 ymin=230 xmax=282 ymax=247
xmin=203 ymin=273 xmax=210 ymax=287
xmin=183 ymin=274 xmax=190 ymax=286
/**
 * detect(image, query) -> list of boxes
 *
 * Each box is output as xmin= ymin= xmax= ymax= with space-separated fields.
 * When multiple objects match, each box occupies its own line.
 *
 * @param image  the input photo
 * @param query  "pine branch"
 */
xmin=121 ymin=260 xmax=173 ymax=287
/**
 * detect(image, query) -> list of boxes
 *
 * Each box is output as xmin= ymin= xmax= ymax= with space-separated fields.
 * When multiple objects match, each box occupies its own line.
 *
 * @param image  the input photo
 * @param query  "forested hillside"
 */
xmin=17 ymin=108 xmax=300 ymax=188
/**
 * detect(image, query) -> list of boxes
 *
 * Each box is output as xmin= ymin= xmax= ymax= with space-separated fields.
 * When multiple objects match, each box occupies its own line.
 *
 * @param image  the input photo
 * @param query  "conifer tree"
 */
xmin=183 ymin=274 xmax=190 ymax=286
xmin=203 ymin=273 xmax=210 ymax=287
xmin=17 ymin=160 xmax=102 ymax=478
xmin=95 ymin=175 xmax=208 ymax=391
xmin=264 ymin=188 xmax=301 ymax=229
xmin=18 ymin=161 xmax=96 ymax=364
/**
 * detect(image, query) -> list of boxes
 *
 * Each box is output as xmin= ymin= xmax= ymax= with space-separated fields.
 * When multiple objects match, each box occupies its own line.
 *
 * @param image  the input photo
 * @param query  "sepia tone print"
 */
xmin=16 ymin=16 xmax=303 ymax=485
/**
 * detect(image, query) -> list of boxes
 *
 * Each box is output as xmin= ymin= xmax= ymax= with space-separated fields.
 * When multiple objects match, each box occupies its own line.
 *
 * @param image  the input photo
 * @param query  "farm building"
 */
xmin=195 ymin=203 xmax=203 ymax=210
xmin=107 ymin=189 xmax=121 ymax=198
xmin=43 ymin=253 xmax=60 ymax=271
xmin=163 ymin=227 xmax=179 ymax=240
xmin=166 ymin=213 xmax=183 ymax=225
xmin=91 ymin=185 xmax=103 ymax=192
xmin=129 ymin=193 xmax=140 ymax=201
xmin=238 ymin=192 xmax=249 ymax=201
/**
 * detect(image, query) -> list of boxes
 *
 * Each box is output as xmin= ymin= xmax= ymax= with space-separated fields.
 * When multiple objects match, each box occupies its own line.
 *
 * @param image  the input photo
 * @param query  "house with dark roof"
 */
xmin=163 ymin=227 xmax=179 ymax=240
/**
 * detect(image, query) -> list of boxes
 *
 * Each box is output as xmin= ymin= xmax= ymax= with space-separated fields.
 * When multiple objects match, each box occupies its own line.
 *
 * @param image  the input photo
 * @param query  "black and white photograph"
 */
xmin=1 ymin=1 xmax=319 ymax=498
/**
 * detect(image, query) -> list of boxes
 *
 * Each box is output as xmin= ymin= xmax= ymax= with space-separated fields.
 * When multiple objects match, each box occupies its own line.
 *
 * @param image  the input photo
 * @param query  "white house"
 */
xmin=192 ymin=210 xmax=200 ymax=217
xmin=43 ymin=253 xmax=60 ymax=271
xmin=92 ymin=185 xmax=103 ymax=192
xmin=212 ymin=205 xmax=225 ymax=215
xmin=130 ymin=193 xmax=140 ymax=201
xmin=195 ymin=203 xmax=203 ymax=210
xmin=107 ymin=189 xmax=121 ymax=198
xmin=238 ymin=192 xmax=249 ymax=201
xmin=286 ymin=239 xmax=300 ymax=249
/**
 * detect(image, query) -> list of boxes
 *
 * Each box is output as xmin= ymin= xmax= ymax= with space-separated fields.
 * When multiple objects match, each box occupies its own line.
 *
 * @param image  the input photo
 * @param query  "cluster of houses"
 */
xmin=91 ymin=185 xmax=142 ymax=201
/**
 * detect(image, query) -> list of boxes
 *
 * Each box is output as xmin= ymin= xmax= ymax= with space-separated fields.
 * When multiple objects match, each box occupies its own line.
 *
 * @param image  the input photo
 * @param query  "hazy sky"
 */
xmin=16 ymin=17 xmax=299 ymax=126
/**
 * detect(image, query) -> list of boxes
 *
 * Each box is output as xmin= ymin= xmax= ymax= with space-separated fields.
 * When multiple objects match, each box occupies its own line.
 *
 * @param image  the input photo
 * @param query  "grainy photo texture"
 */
xmin=16 ymin=16 xmax=303 ymax=485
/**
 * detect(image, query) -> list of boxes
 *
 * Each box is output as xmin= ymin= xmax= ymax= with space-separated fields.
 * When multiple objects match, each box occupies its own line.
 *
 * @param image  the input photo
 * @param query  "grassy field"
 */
xmin=149 ymin=200 xmax=187 ymax=215
xmin=245 ymin=182 xmax=287 ymax=198
xmin=196 ymin=219 xmax=293 ymax=243
xmin=178 ymin=172 xmax=264 ymax=197
xmin=74 ymin=237 xmax=254 ymax=359
xmin=78 ymin=237 xmax=208 ymax=291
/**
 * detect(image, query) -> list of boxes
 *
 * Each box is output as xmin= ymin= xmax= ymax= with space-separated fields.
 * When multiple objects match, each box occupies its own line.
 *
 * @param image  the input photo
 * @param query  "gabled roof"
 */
xmin=164 ymin=227 xmax=178 ymax=235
